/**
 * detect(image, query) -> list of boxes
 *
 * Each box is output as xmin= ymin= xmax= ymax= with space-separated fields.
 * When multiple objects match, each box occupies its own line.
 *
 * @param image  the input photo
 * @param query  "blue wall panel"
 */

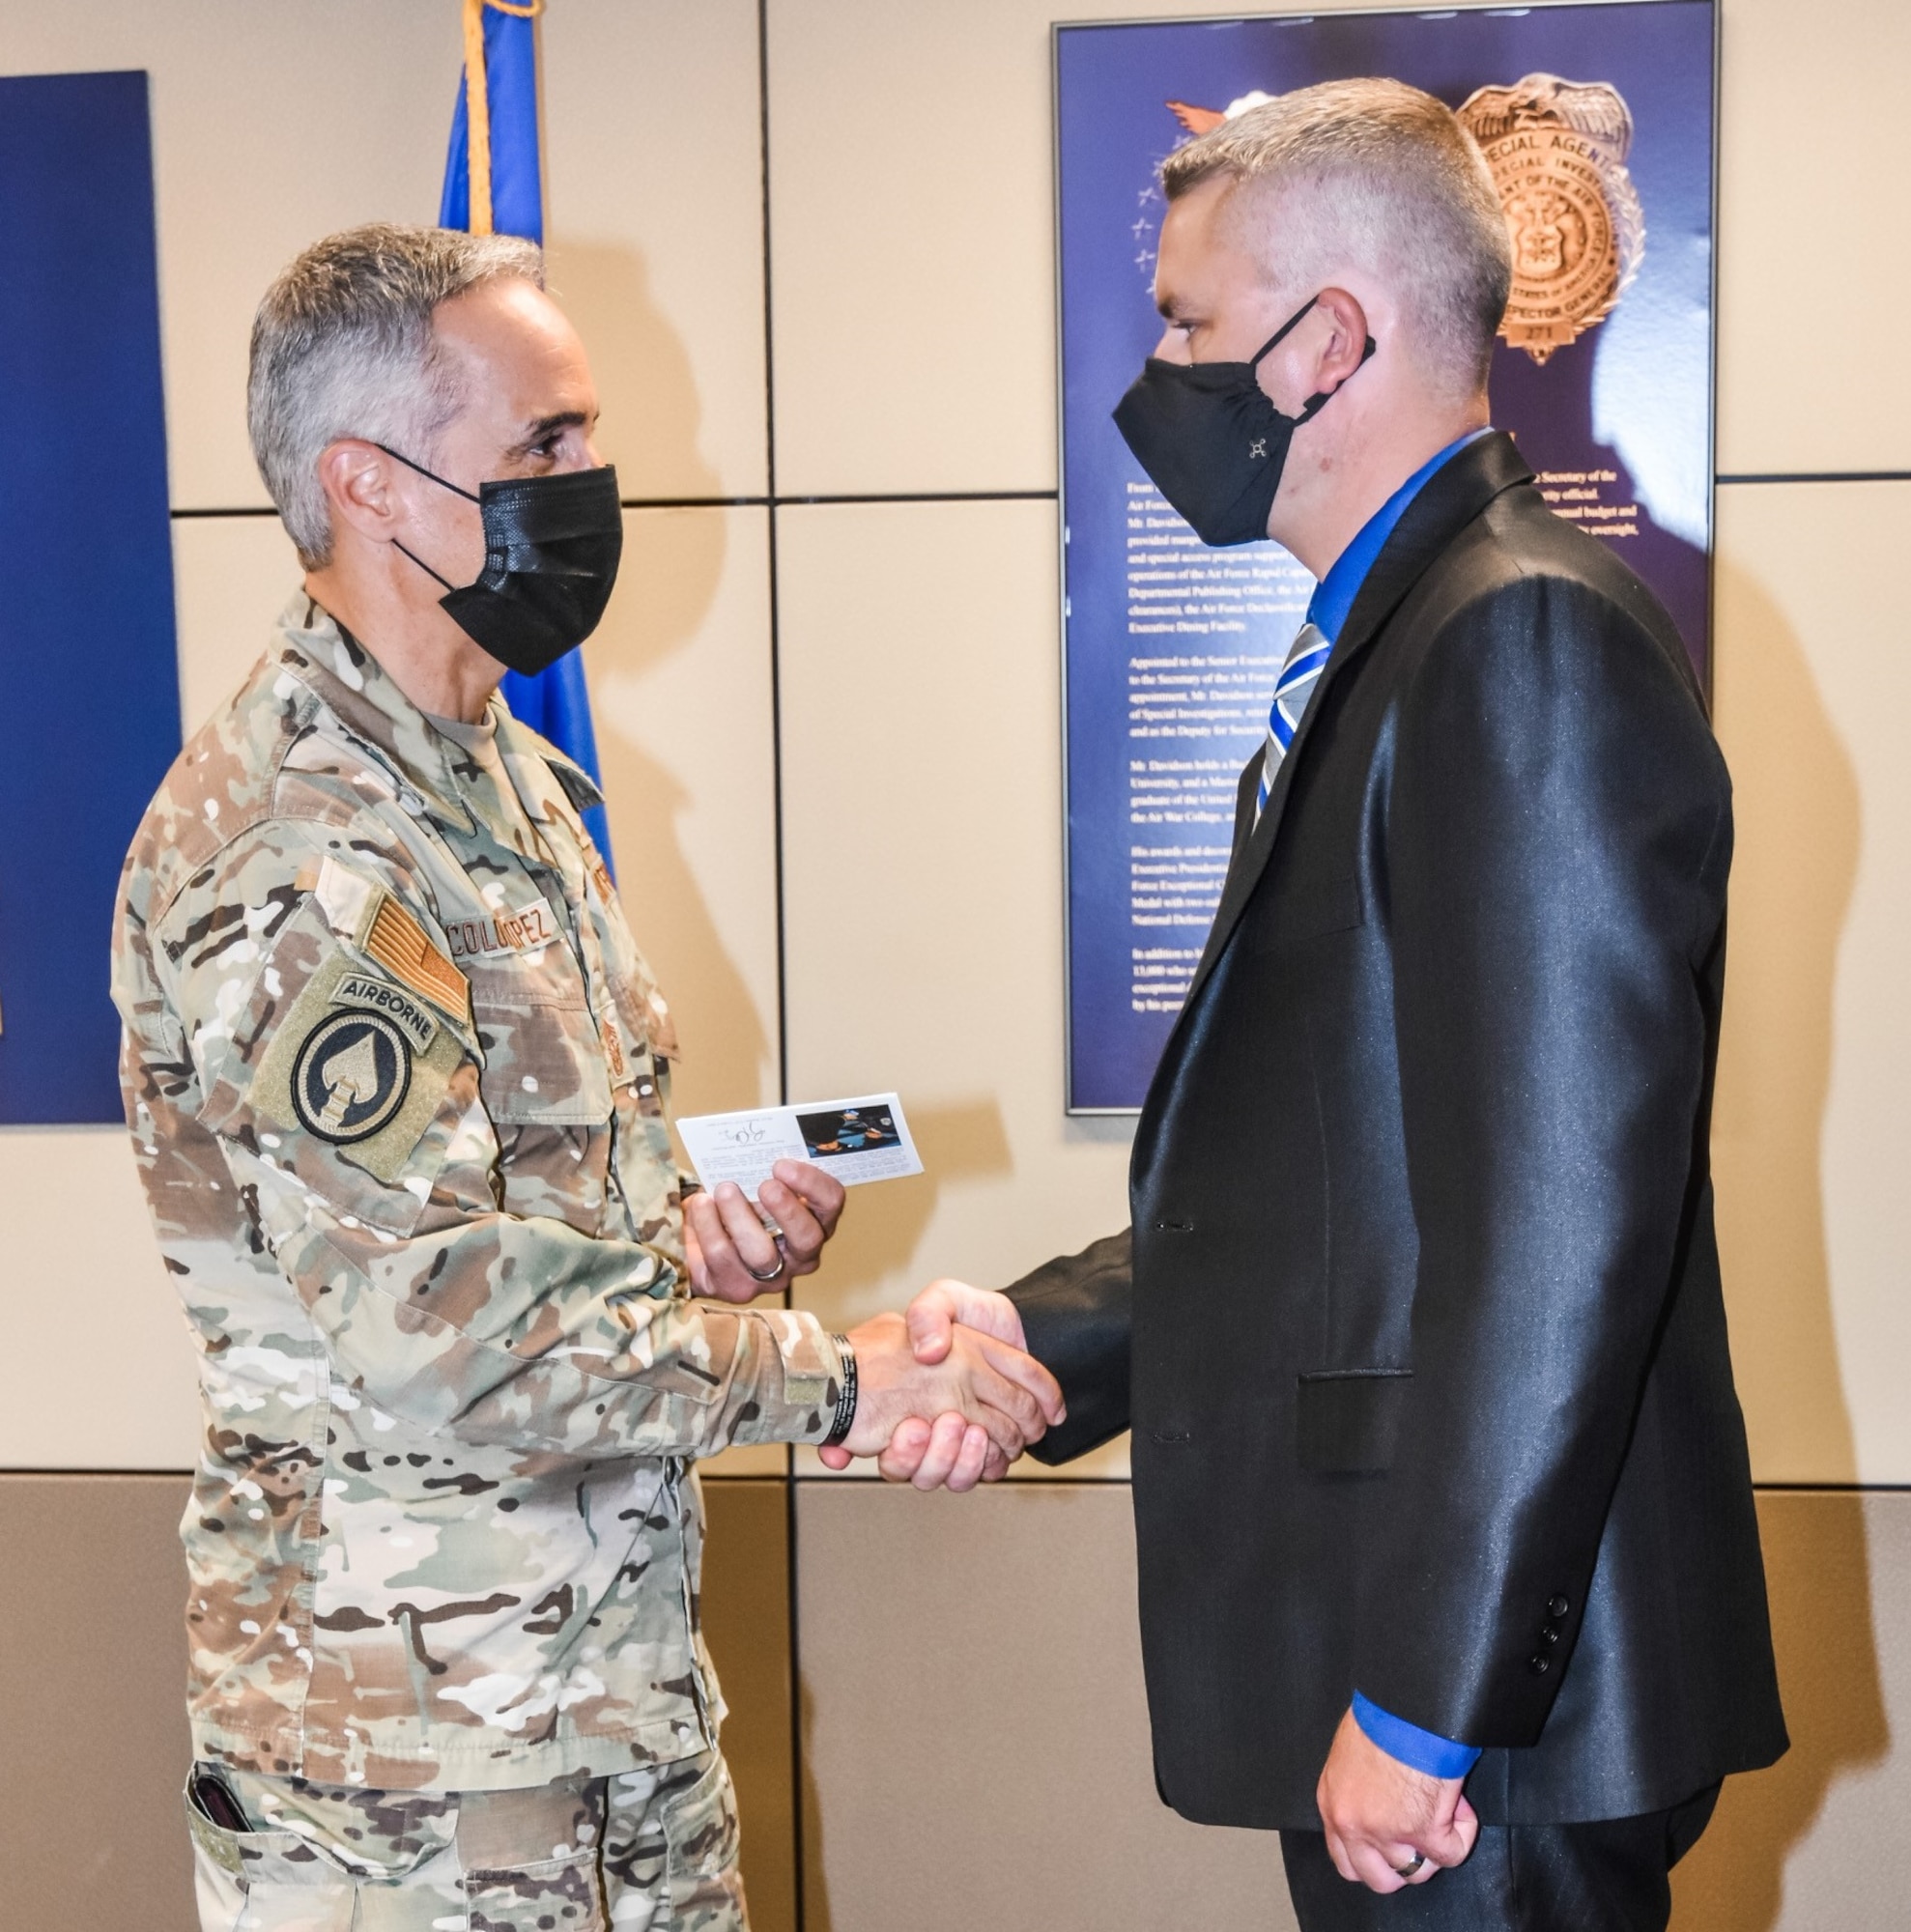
xmin=0 ymin=71 xmax=181 ymax=1124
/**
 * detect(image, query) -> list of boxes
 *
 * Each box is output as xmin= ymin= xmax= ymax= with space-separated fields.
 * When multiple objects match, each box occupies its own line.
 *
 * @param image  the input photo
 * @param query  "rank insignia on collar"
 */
xmin=291 ymin=1009 xmax=413 ymax=1145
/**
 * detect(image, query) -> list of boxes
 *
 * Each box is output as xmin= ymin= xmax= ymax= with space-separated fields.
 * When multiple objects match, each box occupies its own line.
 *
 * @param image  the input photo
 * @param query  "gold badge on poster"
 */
xmin=1458 ymin=74 xmax=1646 ymax=365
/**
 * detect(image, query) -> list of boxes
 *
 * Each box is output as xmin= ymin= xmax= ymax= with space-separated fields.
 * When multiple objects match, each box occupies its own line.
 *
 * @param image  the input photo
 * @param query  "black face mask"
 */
xmin=380 ymin=445 xmax=624 ymax=676
xmin=1112 ymin=297 xmax=1377 ymax=547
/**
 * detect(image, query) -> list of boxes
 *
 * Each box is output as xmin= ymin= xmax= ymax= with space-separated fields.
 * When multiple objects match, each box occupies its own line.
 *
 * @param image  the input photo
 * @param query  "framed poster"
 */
xmin=0 ymin=71 xmax=181 ymax=1124
xmin=1057 ymin=1 xmax=1718 ymax=1111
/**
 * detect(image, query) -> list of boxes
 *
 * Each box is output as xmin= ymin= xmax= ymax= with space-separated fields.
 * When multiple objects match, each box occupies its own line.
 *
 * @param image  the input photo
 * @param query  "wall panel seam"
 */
xmin=1716 ymin=471 xmax=1911 ymax=485
xmin=9 ymin=1473 xmax=1907 ymax=1492
xmin=170 ymin=491 xmax=1064 ymax=518
xmin=169 ymin=477 xmax=1911 ymax=520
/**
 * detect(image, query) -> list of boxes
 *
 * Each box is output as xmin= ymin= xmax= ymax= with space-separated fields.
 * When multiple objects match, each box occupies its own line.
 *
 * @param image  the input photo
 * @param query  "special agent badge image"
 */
xmin=1457 ymin=72 xmax=1645 ymax=364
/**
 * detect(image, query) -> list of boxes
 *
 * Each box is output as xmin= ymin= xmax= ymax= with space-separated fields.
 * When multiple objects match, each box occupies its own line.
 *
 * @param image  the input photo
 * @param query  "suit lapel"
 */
xmin=1168 ymin=433 xmax=1536 ymax=1028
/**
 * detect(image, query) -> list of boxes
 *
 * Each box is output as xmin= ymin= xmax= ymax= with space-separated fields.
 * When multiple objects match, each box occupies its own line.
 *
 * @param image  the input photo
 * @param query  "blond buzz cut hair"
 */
xmin=1162 ymin=77 xmax=1511 ymax=400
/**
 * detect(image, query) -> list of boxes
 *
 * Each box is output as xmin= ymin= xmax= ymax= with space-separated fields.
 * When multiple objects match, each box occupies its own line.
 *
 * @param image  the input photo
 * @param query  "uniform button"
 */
xmin=1547 ymin=1594 xmax=1570 ymax=1619
xmin=1538 ymin=1625 xmax=1561 ymax=1646
xmin=1527 ymin=1654 xmax=1551 ymax=1675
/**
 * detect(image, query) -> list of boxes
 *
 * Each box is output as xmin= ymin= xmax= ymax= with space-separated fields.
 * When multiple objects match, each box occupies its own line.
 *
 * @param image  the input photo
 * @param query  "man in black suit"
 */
xmin=851 ymin=77 xmax=1786 ymax=1929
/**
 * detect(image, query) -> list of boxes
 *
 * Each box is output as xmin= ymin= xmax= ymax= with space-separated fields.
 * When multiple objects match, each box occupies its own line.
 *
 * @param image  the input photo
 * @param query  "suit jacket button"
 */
xmin=1527 ymin=1654 xmax=1552 ymax=1675
xmin=1546 ymin=1594 xmax=1570 ymax=1619
xmin=1538 ymin=1625 xmax=1561 ymax=1646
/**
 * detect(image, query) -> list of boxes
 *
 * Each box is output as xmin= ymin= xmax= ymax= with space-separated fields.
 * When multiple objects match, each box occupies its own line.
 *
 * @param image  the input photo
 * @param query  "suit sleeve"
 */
xmin=1353 ymin=572 xmax=1731 ymax=1747
xmin=1005 ymin=1229 xmax=1133 ymax=1463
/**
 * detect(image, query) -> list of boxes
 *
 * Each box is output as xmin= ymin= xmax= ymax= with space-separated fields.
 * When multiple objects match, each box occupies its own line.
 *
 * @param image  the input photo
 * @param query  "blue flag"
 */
xmin=441 ymin=0 xmax=615 ymax=871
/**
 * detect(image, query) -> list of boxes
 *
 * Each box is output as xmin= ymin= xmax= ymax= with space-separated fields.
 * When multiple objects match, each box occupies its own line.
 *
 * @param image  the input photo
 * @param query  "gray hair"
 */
xmin=247 ymin=222 xmax=545 ymax=568
xmin=1163 ymin=78 xmax=1511 ymax=400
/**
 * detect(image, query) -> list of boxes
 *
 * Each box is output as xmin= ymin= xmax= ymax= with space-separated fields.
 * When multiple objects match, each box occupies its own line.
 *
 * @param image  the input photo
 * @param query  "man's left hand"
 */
xmin=1315 ymin=1707 xmax=1478 ymax=1891
xmin=684 ymin=1160 xmax=845 ymax=1302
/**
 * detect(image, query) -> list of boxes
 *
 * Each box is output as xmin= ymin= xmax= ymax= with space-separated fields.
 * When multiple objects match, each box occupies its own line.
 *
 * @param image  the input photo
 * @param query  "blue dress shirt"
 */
xmin=1299 ymin=427 xmax=1490 ymax=1782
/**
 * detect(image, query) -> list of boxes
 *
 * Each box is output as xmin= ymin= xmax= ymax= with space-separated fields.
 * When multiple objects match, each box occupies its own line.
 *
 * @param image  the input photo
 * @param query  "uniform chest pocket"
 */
xmin=468 ymin=951 xmax=613 ymax=1125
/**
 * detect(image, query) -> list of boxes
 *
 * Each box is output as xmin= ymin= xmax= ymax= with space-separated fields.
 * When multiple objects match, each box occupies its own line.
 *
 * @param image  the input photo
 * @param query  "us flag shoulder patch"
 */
xmin=362 ymin=893 xmax=471 ymax=1027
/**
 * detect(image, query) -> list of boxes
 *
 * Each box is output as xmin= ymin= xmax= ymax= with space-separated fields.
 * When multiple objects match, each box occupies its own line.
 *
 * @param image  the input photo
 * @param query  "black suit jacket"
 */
xmin=1010 ymin=434 xmax=1786 ymax=1830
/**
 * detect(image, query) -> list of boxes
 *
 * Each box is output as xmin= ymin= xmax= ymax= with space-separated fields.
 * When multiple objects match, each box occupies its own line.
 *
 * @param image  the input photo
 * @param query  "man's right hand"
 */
xmin=830 ymin=1299 xmax=1062 ymax=1478
xmin=819 ymin=1281 xmax=1037 ymax=1490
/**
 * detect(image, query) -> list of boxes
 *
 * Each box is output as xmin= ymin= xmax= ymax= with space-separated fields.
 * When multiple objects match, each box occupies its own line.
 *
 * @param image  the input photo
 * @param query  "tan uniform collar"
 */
xmin=268 ymin=592 xmax=604 ymax=856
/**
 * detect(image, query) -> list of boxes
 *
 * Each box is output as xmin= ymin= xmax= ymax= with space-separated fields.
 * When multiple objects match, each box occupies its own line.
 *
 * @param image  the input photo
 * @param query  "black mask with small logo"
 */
xmin=1112 ymin=297 xmax=1377 ymax=547
xmin=380 ymin=445 xmax=624 ymax=676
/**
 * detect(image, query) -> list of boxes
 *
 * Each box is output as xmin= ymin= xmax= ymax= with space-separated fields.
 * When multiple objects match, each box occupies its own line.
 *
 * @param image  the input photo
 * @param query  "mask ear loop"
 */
xmin=1245 ymin=296 xmax=1328 ymax=369
xmin=371 ymin=442 xmax=481 ymax=592
xmin=1244 ymin=293 xmax=1381 ymax=416
xmin=1295 ymin=334 xmax=1380 ymax=424
xmin=374 ymin=441 xmax=482 ymax=502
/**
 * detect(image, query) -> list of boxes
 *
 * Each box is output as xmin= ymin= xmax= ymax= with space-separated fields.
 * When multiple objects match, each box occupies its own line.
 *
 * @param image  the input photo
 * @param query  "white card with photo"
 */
xmin=674 ymin=1092 xmax=923 ymax=1202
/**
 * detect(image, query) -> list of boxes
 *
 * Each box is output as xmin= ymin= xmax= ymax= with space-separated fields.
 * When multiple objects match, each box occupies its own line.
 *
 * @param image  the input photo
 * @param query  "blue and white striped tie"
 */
xmin=1256 ymin=620 xmax=1331 ymax=819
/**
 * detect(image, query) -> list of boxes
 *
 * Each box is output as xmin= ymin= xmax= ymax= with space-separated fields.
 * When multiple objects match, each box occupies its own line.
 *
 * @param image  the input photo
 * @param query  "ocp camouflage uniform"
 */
xmin=113 ymin=592 xmax=842 ymax=1926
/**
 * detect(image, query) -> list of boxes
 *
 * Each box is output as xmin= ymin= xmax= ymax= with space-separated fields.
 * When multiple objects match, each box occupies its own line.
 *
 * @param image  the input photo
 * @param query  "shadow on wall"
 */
xmin=1707 ymin=555 xmax=1863 ymax=1487
xmin=799 ymin=1675 xmax=834 ymax=1932
xmin=545 ymin=240 xmax=774 ymax=1112
xmin=1670 ymin=1495 xmax=1890 ymax=1930
xmin=791 ymin=1099 xmax=1015 ymax=1313
xmin=1669 ymin=558 xmax=1883 ymax=1928
xmin=544 ymin=238 xmax=719 ymax=506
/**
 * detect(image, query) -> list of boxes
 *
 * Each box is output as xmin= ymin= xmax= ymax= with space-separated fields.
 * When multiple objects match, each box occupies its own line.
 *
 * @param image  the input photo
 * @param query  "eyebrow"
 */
xmin=510 ymin=410 xmax=593 ymax=454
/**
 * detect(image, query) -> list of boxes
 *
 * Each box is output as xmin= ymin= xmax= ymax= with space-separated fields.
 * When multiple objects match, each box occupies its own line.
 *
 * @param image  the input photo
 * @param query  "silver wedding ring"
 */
xmin=1393 ymin=1853 xmax=1428 ymax=1880
xmin=743 ymin=1255 xmax=786 ymax=1283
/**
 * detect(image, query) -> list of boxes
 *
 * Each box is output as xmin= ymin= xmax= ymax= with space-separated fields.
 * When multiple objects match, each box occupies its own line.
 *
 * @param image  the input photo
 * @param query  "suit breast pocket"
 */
xmin=1252 ymin=875 xmax=1365 ymax=952
xmin=1296 ymin=1368 xmax=1411 ymax=1474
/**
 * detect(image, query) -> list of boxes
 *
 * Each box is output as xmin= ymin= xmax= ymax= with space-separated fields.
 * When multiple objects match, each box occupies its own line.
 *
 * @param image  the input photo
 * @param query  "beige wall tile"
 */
xmin=1717 ymin=0 xmax=1911 ymax=475
xmin=171 ymin=514 xmax=304 ymax=733
xmin=795 ymin=1481 xmax=1292 ymax=1931
xmin=776 ymin=499 xmax=1134 ymax=1477
xmin=700 ymin=1479 xmax=798 ymax=1932
xmin=593 ymin=508 xmax=782 ymax=1121
xmin=0 ymin=1475 xmax=196 ymax=1928
xmin=0 ymin=0 xmax=766 ymax=509
xmin=1712 ymin=482 xmax=1911 ymax=1484
xmin=765 ymin=0 xmax=1363 ymax=497
xmin=0 ymin=518 xmax=295 ymax=1473
xmin=592 ymin=506 xmax=784 ymax=1480
xmin=0 ymin=0 xmax=452 ymax=513
xmin=543 ymin=0 xmax=769 ymax=499
xmin=1672 ymin=1490 xmax=1911 ymax=1930
xmin=0 ymin=1474 xmax=798 ymax=1932
xmin=0 ymin=1133 xmax=198 ymax=1469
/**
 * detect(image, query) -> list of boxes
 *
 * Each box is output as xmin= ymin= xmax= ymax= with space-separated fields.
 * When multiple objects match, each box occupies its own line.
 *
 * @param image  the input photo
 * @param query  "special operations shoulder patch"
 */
xmin=250 ymin=952 xmax=468 ymax=1182
xmin=291 ymin=1009 xmax=413 ymax=1144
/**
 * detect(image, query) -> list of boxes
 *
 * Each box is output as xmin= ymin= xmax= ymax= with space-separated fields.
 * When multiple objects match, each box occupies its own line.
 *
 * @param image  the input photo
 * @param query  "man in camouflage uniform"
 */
xmin=112 ymin=224 xmax=1060 ymax=1932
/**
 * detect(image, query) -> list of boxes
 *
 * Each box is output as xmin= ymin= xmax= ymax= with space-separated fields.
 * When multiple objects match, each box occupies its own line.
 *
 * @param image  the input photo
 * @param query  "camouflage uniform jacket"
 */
xmin=112 ymin=592 xmax=842 ymax=1792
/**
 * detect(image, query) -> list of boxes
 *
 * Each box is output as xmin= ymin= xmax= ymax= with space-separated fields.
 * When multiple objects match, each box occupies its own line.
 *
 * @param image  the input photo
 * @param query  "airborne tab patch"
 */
xmin=332 ymin=973 xmax=438 ymax=1051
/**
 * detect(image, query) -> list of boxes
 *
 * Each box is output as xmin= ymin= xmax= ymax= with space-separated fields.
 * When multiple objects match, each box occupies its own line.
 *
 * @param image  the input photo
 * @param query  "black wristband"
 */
xmin=821 ymin=1333 xmax=858 ymax=1449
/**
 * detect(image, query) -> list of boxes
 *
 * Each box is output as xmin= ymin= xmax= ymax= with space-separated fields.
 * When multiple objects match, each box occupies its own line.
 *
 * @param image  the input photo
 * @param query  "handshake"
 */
xmin=685 ymin=1162 xmax=1064 ymax=1490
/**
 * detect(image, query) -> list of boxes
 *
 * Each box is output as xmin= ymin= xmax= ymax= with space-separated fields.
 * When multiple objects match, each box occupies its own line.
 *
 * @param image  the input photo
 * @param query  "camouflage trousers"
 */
xmin=185 ymin=1750 xmax=748 ymax=1931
